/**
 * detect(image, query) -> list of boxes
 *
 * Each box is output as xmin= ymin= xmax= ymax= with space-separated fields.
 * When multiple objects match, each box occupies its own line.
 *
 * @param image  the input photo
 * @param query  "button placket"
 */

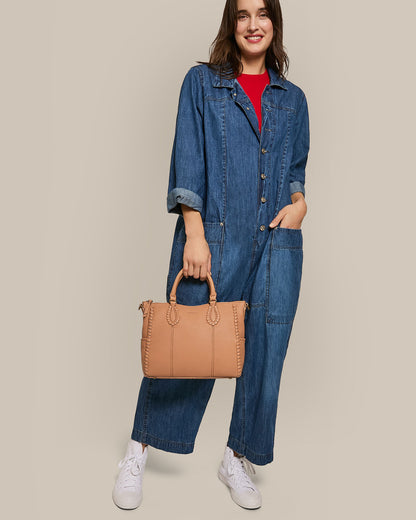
xmin=257 ymin=115 xmax=271 ymax=237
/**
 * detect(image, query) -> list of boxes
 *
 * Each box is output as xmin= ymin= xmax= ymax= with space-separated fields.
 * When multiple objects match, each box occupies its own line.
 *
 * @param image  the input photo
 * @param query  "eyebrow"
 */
xmin=237 ymin=8 xmax=268 ymax=14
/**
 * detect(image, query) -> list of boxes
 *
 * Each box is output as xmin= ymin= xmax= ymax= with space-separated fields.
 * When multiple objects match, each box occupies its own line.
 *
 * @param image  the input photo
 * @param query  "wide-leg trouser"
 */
xmin=131 ymin=227 xmax=303 ymax=465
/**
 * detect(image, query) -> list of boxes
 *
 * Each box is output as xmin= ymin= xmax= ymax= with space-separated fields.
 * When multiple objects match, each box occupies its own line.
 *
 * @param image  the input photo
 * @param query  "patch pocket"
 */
xmin=266 ymin=227 xmax=303 ymax=324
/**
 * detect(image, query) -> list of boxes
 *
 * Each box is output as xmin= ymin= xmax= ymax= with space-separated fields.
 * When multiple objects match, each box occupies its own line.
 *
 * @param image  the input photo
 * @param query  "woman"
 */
xmin=113 ymin=0 xmax=309 ymax=510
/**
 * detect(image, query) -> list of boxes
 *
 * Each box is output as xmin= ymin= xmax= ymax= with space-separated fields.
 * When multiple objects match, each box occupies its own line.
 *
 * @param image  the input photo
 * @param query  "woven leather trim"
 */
xmin=143 ymin=304 xmax=154 ymax=374
xmin=166 ymin=302 xmax=180 ymax=326
xmin=232 ymin=304 xmax=242 ymax=373
xmin=206 ymin=302 xmax=220 ymax=325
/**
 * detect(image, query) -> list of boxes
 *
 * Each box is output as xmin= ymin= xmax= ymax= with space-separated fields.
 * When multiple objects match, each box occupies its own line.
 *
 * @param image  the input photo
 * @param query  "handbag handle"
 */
xmin=169 ymin=268 xmax=217 ymax=304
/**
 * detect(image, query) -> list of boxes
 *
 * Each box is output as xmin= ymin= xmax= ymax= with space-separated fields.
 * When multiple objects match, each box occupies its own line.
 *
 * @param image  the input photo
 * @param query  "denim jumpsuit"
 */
xmin=131 ymin=63 xmax=310 ymax=465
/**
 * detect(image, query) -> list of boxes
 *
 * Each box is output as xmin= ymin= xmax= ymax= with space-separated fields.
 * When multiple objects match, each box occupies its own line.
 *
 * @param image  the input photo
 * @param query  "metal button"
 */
xmin=261 ymin=148 xmax=267 ymax=154
xmin=233 ymin=93 xmax=236 ymax=96
xmin=261 ymin=197 xmax=266 ymax=203
xmin=260 ymin=225 xmax=266 ymax=231
xmin=220 ymin=222 xmax=224 ymax=226
xmin=261 ymin=173 xmax=266 ymax=179
xmin=246 ymin=106 xmax=250 ymax=110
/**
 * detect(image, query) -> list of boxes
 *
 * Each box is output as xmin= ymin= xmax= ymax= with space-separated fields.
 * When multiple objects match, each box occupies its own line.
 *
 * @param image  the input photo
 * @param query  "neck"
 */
xmin=240 ymin=55 xmax=267 ymax=75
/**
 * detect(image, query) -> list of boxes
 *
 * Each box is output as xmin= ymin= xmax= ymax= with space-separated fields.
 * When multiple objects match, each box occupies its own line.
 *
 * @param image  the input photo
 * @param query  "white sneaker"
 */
xmin=112 ymin=439 xmax=148 ymax=509
xmin=218 ymin=446 xmax=262 ymax=509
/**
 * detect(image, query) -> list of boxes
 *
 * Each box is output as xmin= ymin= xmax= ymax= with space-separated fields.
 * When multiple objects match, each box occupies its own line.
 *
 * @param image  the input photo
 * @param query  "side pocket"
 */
xmin=202 ymin=222 xmax=224 ymax=289
xmin=166 ymin=219 xmax=185 ymax=301
xmin=166 ymin=220 xmax=225 ymax=305
xmin=266 ymin=227 xmax=303 ymax=324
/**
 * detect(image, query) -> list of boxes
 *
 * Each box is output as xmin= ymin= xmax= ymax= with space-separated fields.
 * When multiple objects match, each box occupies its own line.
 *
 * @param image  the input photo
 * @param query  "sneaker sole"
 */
xmin=217 ymin=467 xmax=262 ymax=510
xmin=112 ymin=490 xmax=143 ymax=510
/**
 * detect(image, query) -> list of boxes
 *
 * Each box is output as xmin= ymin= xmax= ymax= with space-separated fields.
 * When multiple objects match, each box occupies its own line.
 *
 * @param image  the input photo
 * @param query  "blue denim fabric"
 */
xmin=131 ymin=63 xmax=309 ymax=465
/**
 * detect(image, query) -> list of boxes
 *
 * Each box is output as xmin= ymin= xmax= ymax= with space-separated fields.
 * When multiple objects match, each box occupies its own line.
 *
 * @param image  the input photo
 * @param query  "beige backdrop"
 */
xmin=1 ymin=0 xmax=415 ymax=518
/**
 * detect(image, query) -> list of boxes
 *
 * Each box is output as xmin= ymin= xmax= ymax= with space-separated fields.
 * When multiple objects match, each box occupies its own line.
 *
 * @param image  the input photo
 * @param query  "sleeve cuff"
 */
xmin=167 ymin=187 xmax=204 ymax=215
xmin=289 ymin=181 xmax=305 ymax=197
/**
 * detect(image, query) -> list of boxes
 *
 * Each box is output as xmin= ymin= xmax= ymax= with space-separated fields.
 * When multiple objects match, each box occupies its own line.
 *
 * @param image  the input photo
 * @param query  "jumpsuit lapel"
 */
xmin=211 ymin=65 xmax=288 ymax=144
xmin=233 ymin=82 xmax=261 ymax=143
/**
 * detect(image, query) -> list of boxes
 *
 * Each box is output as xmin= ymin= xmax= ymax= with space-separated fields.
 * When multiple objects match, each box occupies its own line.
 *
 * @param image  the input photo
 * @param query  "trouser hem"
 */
xmin=131 ymin=428 xmax=195 ymax=454
xmin=227 ymin=435 xmax=273 ymax=466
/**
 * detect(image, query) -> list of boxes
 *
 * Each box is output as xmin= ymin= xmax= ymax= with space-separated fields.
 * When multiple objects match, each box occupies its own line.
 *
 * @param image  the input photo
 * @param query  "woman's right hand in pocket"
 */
xmin=183 ymin=236 xmax=212 ymax=281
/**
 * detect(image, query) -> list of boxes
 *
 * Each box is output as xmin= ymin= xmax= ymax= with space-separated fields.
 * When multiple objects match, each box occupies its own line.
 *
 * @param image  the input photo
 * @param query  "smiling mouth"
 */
xmin=245 ymin=35 xmax=263 ymax=42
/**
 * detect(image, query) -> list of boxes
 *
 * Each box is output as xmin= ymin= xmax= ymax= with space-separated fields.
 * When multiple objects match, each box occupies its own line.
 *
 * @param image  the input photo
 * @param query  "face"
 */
xmin=234 ymin=0 xmax=273 ymax=60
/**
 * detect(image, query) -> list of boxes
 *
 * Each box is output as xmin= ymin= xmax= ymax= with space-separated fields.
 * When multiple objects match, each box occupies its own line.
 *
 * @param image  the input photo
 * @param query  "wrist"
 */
xmin=181 ymin=204 xmax=205 ymax=240
xmin=291 ymin=192 xmax=305 ymax=204
xmin=186 ymin=230 xmax=206 ymax=241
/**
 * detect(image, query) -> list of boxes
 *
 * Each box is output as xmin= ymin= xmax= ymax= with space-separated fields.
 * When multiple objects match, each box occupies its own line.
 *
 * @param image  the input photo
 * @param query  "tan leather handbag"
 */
xmin=138 ymin=268 xmax=248 ymax=379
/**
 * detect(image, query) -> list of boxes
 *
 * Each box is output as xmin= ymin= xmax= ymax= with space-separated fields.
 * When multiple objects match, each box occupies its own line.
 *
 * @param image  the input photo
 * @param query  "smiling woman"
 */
xmin=235 ymin=3 xmax=274 ymax=57
xmin=113 ymin=0 xmax=310 ymax=512
xmin=201 ymin=0 xmax=289 ymax=81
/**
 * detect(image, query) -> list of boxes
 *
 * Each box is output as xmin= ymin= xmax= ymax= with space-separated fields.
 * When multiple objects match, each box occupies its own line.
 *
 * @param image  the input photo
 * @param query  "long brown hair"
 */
xmin=197 ymin=0 xmax=289 ymax=80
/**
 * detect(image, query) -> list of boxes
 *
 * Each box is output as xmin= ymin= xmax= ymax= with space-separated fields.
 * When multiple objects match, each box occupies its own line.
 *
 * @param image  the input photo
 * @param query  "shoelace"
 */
xmin=117 ymin=453 xmax=144 ymax=487
xmin=229 ymin=455 xmax=257 ymax=490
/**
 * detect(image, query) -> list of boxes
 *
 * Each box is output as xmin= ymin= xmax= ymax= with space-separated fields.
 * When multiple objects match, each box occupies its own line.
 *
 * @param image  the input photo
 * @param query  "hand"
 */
xmin=183 ymin=236 xmax=212 ymax=281
xmin=269 ymin=198 xmax=307 ymax=229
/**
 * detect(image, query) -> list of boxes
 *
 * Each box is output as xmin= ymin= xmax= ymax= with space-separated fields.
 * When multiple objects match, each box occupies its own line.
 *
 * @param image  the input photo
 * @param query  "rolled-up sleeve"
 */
xmin=167 ymin=66 xmax=206 ymax=215
xmin=289 ymin=90 xmax=310 ymax=198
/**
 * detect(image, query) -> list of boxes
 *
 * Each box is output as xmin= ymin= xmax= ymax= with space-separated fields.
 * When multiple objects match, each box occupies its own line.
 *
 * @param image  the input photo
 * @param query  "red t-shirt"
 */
xmin=236 ymin=69 xmax=270 ymax=133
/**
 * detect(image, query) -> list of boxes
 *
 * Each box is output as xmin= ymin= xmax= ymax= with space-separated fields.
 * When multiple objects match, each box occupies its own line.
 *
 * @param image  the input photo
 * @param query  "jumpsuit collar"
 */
xmin=210 ymin=62 xmax=288 ymax=143
xmin=211 ymin=63 xmax=288 ymax=91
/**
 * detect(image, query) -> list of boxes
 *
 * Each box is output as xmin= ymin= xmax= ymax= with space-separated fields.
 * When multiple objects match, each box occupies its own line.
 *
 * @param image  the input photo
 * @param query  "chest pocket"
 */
xmin=263 ymin=104 xmax=295 ymax=151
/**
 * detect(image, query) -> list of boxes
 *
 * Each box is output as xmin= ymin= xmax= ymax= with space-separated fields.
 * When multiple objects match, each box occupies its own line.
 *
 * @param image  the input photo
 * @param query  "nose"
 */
xmin=248 ymin=16 xmax=258 ymax=31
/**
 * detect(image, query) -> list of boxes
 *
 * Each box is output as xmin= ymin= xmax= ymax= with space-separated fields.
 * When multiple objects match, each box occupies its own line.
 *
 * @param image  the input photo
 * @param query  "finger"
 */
xmin=208 ymin=255 xmax=212 ymax=275
xmin=193 ymin=264 xmax=201 ymax=279
xmin=269 ymin=210 xmax=283 ymax=228
xmin=200 ymin=263 xmax=207 ymax=281
xmin=269 ymin=216 xmax=282 ymax=228
xmin=183 ymin=258 xmax=188 ymax=278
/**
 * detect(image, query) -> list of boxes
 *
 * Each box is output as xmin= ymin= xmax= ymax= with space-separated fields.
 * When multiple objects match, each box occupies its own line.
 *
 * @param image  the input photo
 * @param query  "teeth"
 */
xmin=247 ymin=36 xmax=261 ymax=40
